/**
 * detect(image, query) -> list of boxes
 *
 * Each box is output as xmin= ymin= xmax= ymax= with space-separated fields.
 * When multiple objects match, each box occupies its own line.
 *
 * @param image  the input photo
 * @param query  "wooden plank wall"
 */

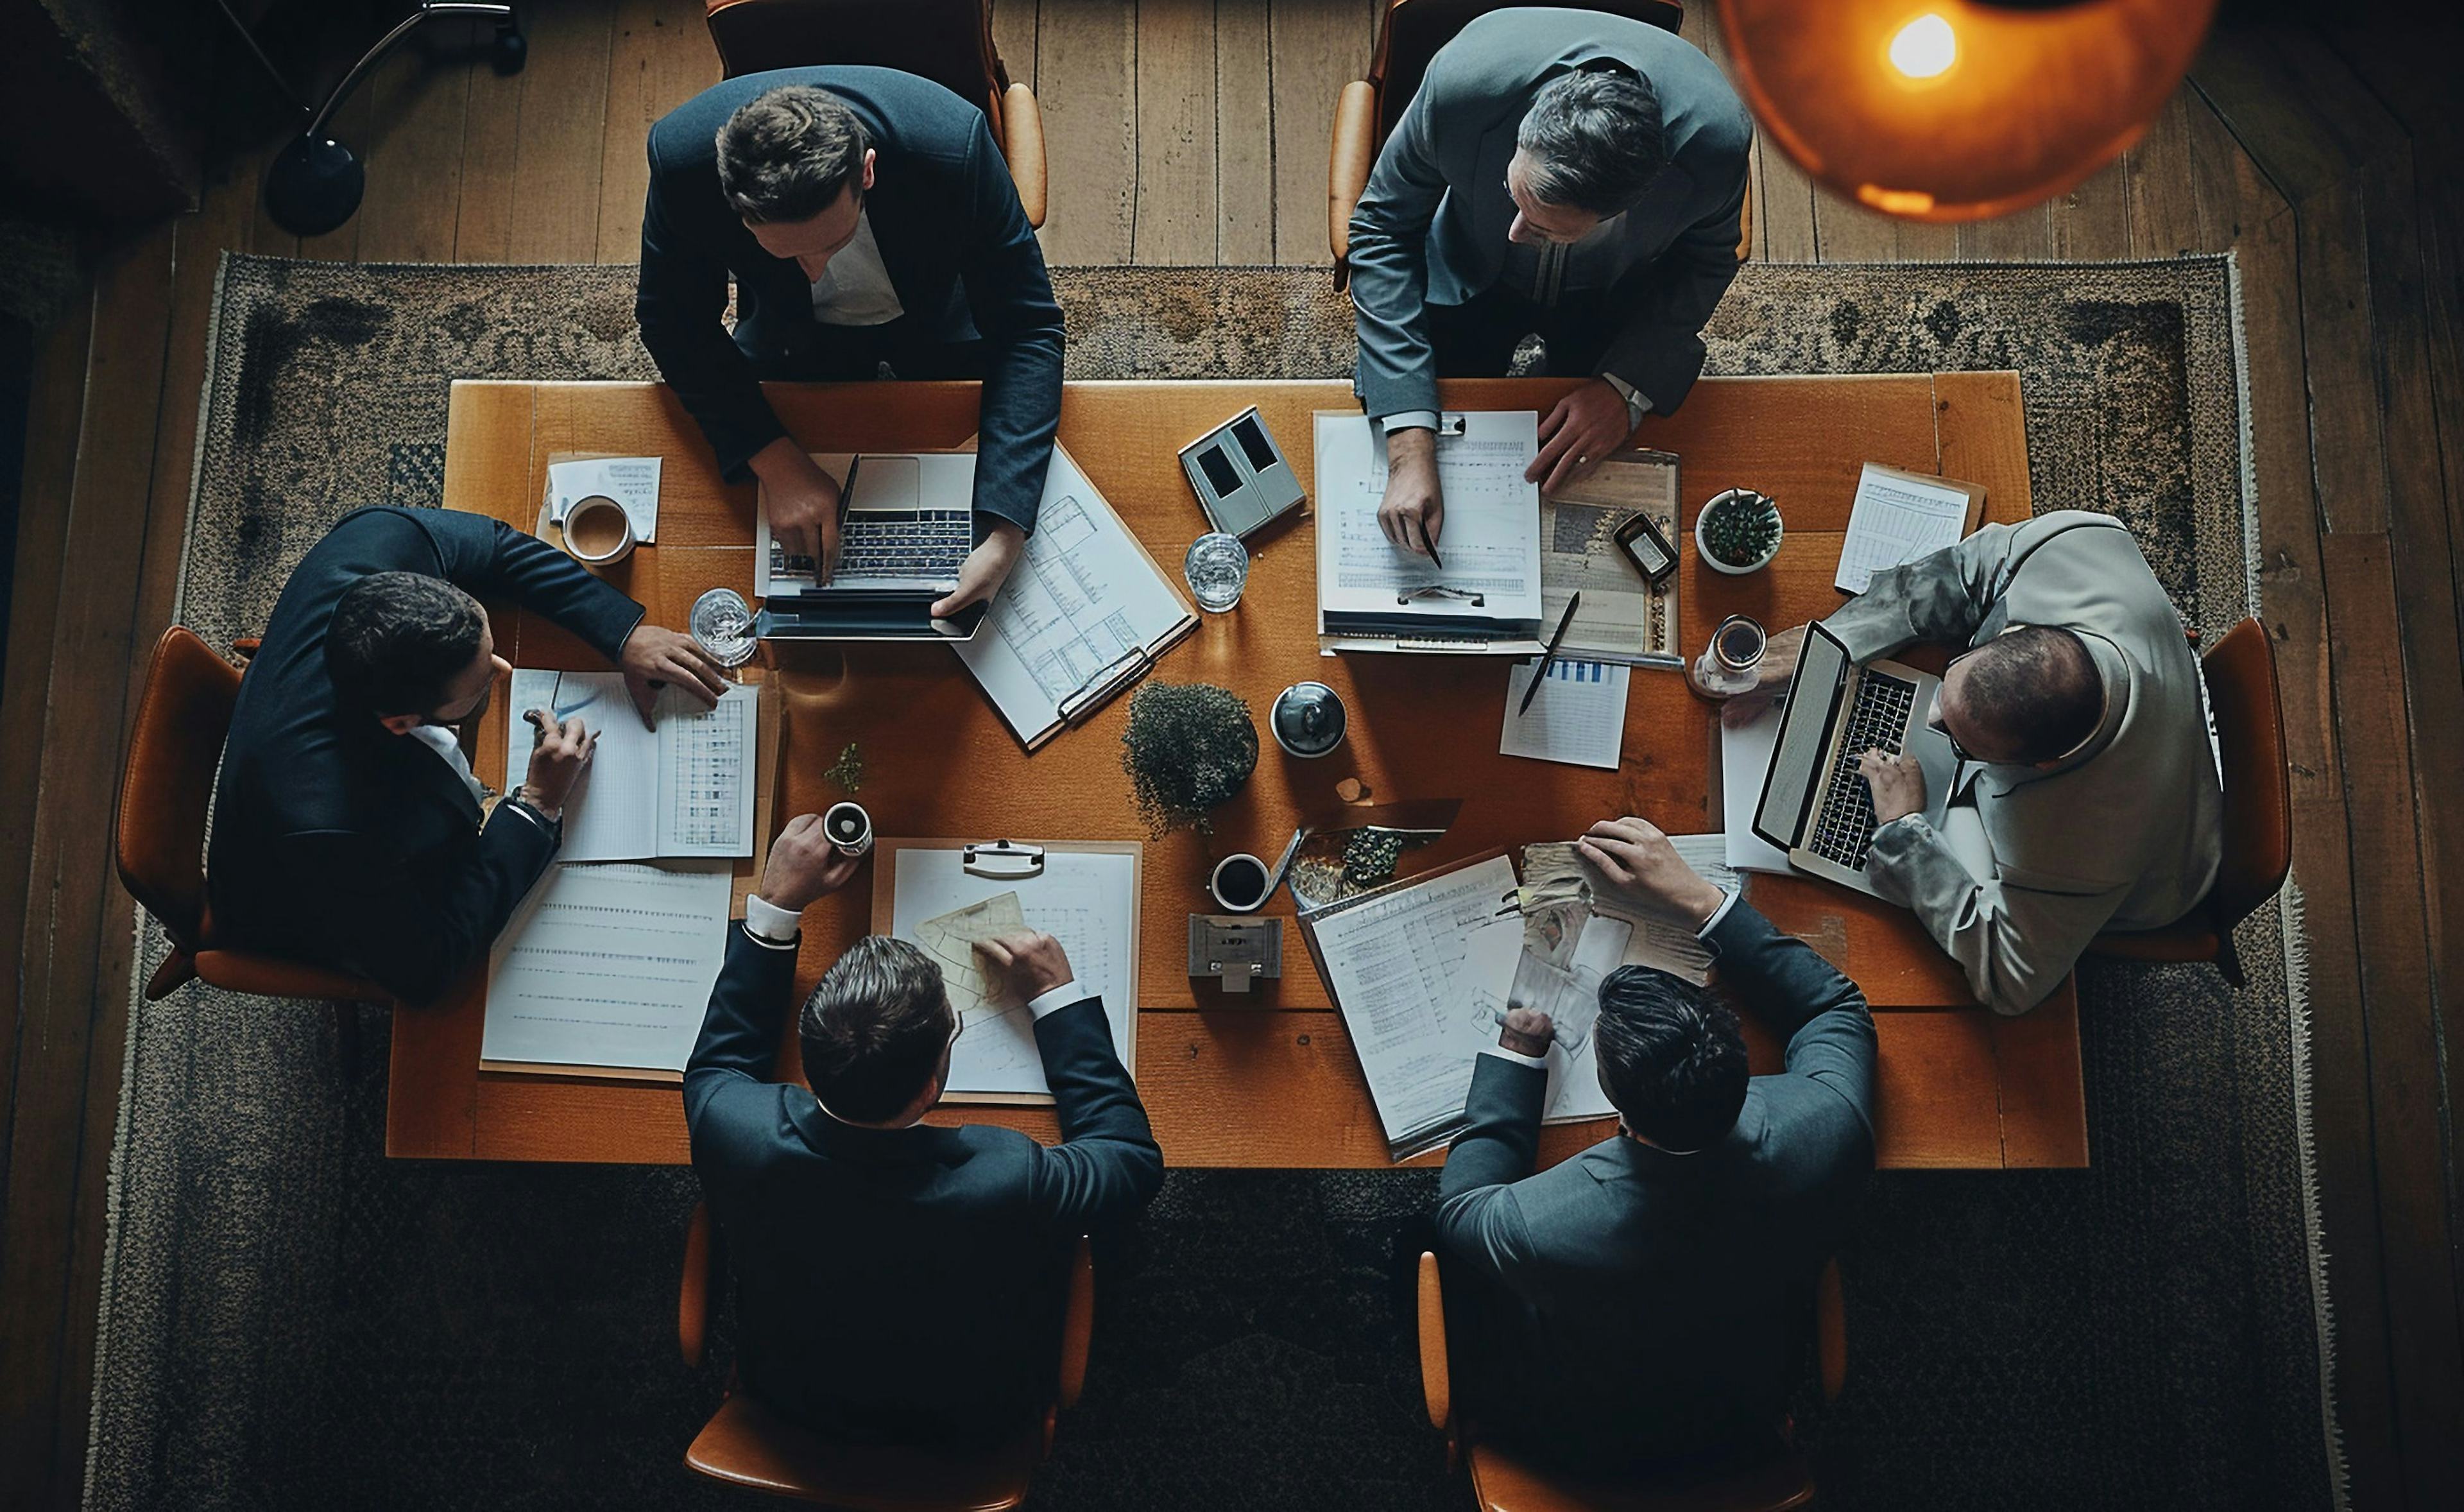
xmin=3 ymin=1 xmax=2459 ymax=1506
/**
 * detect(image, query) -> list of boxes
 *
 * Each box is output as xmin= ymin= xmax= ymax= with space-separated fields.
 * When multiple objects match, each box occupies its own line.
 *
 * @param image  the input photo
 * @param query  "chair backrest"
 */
xmin=116 ymin=626 xmax=242 ymax=948
xmin=703 ymin=0 xmax=1008 ymax=125
xmin=2202 ymin=617 xmax=2291 ymax=931
xmin=1369 ymin=0 xmax=1686 ymax=144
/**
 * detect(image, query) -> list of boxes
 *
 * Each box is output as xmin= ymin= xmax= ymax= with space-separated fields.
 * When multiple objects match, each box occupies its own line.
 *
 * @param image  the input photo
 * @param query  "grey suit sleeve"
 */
xmin=1867 ymin=815 xmax=2119 ymax=1014
xmin=1346 ymin=80 xmax=1456 ymax=422
xmin=1821 ymin=510 xmax=2126 ymax=662
xmin=1596 ymin=156 xmax=1749 ymax=411
xmin=1432 ymin=1053 xmax=1546 ymax=1278
xmin=1705 ymin=902 xmax=1876 ymax=1138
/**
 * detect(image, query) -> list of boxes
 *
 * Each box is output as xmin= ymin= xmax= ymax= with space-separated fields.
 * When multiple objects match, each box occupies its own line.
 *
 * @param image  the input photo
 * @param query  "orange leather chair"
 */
xmin=114 ymin=626 xmax=388 ymax=1012
xmin=1328 ymin=1 xmax=1751 ymax=284
xmin=678 ymin=1201 xmax=1096 ymax=1509
xmin=1416 ymin=1250 xmax=1844 ymax=1511
xmin=2087 ymin=617 xmax=2289 ymax=988
xmin=702 ymin=0 xmax=1047 ymax=228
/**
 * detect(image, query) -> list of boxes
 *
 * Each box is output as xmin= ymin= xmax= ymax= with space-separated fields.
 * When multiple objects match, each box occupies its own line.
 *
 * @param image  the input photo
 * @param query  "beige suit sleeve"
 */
xmin=1865 ymin=813 xmax=2126 ymax=1013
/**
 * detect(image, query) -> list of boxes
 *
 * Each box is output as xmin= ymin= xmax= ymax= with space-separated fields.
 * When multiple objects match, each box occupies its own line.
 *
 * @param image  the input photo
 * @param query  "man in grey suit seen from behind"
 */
xmin=1348 ymin=8 xmax=1752 ymax=558
xmin=1434 ymin=815 xmax=1875 ymax=1475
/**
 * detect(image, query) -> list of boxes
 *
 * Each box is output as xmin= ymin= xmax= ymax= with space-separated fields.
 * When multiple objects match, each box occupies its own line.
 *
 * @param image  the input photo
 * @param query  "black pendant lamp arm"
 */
xmin=305 ymin=3 xmax=518 ymax=141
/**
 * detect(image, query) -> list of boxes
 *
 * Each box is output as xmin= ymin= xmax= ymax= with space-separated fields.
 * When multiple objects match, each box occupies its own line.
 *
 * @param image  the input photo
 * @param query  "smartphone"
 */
xmin=1613 ymin=510 xmax=1678 ymax=585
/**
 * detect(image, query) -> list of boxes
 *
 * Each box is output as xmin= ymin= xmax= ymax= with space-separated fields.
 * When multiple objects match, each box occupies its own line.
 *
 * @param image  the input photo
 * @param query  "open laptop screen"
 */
xmin=1752 ymin=623 xmax=1852 ymax=851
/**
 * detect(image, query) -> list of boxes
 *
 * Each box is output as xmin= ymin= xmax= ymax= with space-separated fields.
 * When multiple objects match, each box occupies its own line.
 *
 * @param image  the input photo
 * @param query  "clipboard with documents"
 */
xmin=952 ymin=442 xmax=1200 ymax=749
xmin=1836 ymin=461 xmax=1986 ymax=595
xmin=873 ymin=836 xmax=1143 ymax=1104
xmin=1297 ymin=849 xmax=1528 ymax=1160
xmin=1312 ymin=411 xmax=1547 ymax=655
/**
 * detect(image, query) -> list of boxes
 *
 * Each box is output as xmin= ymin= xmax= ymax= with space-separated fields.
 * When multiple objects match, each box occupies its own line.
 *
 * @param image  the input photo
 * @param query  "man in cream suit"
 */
xmin=1348 ymin=8 xmax=1751 ymax=556
xmin=1743 ymin=510 xmax=2224 ymax=1013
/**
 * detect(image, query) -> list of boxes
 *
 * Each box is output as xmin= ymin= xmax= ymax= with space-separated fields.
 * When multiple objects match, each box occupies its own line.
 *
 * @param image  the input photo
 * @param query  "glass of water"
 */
xmin=690 ymin=587 xmax=759 ymax=668
xmin=1184 ymin=532 xmax=1251 ymax=613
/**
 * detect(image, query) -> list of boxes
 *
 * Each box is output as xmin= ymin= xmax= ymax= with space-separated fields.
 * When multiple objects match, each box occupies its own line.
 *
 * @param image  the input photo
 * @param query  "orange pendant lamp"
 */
xmin=1716 ymin=0 xmax=2218 ymax=221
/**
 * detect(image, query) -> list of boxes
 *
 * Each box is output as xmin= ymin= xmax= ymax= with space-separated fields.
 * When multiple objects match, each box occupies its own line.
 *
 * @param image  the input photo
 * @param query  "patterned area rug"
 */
xmin=89 ymin=255 xmax=2335 ymax=1510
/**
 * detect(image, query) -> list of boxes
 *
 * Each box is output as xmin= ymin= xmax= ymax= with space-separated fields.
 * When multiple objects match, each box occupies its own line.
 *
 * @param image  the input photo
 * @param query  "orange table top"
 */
xmin=388 ymin=373 xmax=2084 ymax=1171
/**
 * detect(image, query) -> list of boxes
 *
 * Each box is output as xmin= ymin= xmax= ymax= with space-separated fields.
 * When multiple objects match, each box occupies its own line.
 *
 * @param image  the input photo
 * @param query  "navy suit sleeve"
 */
xmin=685 ymin=924 xmax=801 ymax=1150
xmin=635 ymin=135 xmax=789 ymax=484
xmin=1705 ymin=902 xmax=1878 ymax=1141
xmin=295 ymin=803 xmax=560 ymax=1004
xmin=1023 ymin=999 xmax=1163 ymax=1230
xmin=954 ymin=114 xmax=1064 ymax=538
xmin=1432 ymin=1053 xmax=1546 ymax=1278
xmin=405 ymin=506 xmax=646 ymax=662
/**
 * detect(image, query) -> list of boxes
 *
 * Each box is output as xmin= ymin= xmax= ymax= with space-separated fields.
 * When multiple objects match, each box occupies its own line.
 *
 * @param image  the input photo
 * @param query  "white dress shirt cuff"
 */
xmin=1697 ymin=888 xmax=1743 ymax=940
xmin=1480 ymin=1044 xmax=1550 ymax=1070
xmin=743 ymin=895 xmax=802 ymax=949
xmin=1380 ymin=409 xmax=1442 ymax=436
xmin=1027 ymin=981 xmax=1087 ymax=1020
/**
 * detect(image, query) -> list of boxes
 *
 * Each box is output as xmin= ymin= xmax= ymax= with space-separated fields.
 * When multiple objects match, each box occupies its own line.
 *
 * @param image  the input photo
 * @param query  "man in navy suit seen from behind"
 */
xmin=683 ymin=813 xmax=1163 ymax=1442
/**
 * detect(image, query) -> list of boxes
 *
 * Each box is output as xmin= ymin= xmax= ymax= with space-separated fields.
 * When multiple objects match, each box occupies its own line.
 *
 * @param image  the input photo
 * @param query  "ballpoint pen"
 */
xmin=1518 ymin=592 xmax=1582 ymax=717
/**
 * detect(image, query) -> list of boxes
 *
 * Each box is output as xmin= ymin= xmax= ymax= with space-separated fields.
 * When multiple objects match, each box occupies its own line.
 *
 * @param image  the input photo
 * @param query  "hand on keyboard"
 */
xmin=1856 ymin=749 xmax=1926 ymax=827
xmin=930 ymin=521 xmax=1027 ymax=620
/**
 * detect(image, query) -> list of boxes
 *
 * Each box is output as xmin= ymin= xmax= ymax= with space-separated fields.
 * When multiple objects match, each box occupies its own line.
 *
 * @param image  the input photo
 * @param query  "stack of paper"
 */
xmin=1720 ymin=703 xmax=1795 ymax=874
xmin=1313 ymin=411 xmax=1546 ymax=651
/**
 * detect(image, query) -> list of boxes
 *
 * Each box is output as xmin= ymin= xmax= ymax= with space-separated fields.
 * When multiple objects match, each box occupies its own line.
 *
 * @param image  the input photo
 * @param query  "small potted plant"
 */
xmin=1120 ymin=682 xmax=1260 ymax=837
xmin=1695 ymin=488 xmax=1784 ymax=574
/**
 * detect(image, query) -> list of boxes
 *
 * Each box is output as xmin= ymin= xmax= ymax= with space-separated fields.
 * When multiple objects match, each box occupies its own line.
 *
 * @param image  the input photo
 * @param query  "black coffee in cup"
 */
xmin=1210 ymin=854 xmax=1270 ymax=912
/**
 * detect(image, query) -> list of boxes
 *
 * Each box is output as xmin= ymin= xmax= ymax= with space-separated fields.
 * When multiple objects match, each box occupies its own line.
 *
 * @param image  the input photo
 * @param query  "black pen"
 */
xmin=1518 ymin=592 xmax=1582 ymax=717
xmin=1423 ymin=520 xmax=1444 ymax=571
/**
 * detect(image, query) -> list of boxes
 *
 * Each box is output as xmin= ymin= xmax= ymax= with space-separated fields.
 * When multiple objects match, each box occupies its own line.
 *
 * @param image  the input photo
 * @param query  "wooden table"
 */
xmin=391 ymin=373 xmax=2085 ymax=1171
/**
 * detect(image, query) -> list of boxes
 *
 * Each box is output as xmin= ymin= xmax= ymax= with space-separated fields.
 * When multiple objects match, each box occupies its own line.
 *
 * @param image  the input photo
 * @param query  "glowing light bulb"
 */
xmin=1888 ymin=13 xmax=1958 ymax=80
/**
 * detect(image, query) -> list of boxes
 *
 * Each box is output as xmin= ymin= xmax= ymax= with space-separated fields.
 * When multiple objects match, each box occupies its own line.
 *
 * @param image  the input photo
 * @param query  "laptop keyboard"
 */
xmin=832 ymin=508 xmax=973 ymax=580
xmin=1807 ymin=669 xmax=1918 ymax=871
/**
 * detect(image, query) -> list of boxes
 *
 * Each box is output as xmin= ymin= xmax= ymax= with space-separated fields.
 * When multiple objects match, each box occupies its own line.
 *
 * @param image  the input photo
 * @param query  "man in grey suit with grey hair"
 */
xmin=1738 ymin=510 xmax=2225 ymax=1014
xmin=1348 ymin=8 xmax=1752 ymax=557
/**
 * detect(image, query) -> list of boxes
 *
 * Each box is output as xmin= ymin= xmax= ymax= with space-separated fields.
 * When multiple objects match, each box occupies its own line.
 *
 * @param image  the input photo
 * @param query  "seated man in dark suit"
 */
xmin=1349 ymin=9 xmax=1752 ymax=555
xmin=685 ymin=812 xmax=1163 ymax=1442
xmin=637 ymin=68 xmax=1066 ymax=618
xmin=1434 ymin=815 xmax=1876 ymax=1473
xmin=208 ymin=506 xmax=726 ymax=1004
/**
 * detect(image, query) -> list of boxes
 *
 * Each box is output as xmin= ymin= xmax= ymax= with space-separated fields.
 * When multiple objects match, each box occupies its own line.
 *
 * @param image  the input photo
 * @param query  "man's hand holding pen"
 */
xmin=518 ymin=707 xmax=595 ymax=821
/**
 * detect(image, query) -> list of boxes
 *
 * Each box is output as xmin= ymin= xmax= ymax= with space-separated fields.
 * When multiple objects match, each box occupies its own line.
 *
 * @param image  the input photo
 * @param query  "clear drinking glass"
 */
xmin=1184 ymin=532 xmax=1251 ymax=612
xmin=690 ymin=587 xmax=759 ymax=668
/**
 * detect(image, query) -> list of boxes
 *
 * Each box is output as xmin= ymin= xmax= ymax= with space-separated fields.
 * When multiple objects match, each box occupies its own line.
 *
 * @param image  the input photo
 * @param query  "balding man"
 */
xmin=1738 ymin=511 xmax=2223 ymax=1013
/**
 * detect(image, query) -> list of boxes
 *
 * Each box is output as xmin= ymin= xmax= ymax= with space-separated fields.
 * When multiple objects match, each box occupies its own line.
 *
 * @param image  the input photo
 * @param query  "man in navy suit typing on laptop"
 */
xmin=637 ymin=70 xmax=1065 ymax=621
xmin=684 ymin=814 xmax=1163 ymax=1441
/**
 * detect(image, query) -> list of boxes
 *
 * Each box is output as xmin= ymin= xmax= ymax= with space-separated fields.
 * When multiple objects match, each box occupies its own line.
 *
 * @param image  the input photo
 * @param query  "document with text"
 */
xmin=1301 ymin=854 xmax=1521 ymax=1159
xmin=1835 ymin=462 xmax=1983 ymax=594
xmin=481 ymin=860 xmax=733 ymax=1072
xmin=1314 ymin=411 xmax=1544 ymax=644
xmin=503 ymin=670 xmax=757 ymax=860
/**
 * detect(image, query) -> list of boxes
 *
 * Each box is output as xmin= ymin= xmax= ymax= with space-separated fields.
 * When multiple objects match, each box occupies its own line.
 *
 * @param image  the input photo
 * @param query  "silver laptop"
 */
xmin=755 ymin=454 xmax=987 ymax=642
xmin=1751 ymin=621 xmax=1961 ymax=896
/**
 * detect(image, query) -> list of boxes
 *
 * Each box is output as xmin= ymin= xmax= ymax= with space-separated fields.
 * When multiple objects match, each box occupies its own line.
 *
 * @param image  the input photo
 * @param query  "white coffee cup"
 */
xmin=563 ymin=494 xmax=636 ymax=566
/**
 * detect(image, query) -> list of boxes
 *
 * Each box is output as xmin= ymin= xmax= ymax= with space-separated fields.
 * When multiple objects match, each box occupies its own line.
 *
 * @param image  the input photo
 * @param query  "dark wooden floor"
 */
xmin=4 ymin=1 xmax=2460 ymax=1506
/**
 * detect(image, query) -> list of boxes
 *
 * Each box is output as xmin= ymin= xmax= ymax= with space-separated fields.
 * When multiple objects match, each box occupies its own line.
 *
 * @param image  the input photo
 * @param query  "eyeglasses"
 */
xmin=1933 ymin=648 xmax=1982 ymax=765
